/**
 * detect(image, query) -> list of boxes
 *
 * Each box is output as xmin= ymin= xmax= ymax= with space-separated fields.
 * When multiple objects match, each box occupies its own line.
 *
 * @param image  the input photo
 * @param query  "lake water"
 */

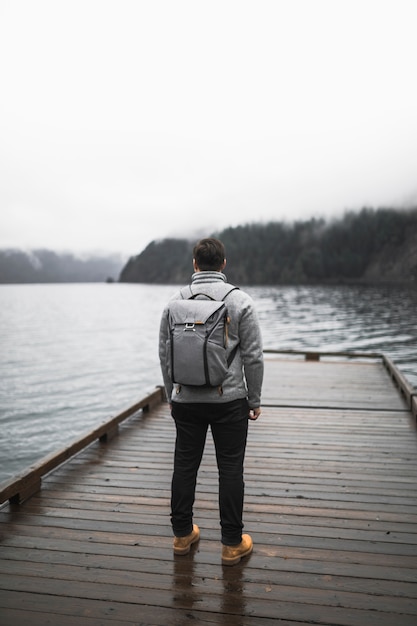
xmin=1 ymin=282 xmax=416 ymax=483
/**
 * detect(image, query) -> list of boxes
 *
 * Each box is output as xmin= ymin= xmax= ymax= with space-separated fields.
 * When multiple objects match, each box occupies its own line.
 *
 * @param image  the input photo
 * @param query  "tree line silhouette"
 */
xmin=0 ymin=249 xmax=123 ymax=283
xmin=120 ymin=206 xmax=417 ymax=285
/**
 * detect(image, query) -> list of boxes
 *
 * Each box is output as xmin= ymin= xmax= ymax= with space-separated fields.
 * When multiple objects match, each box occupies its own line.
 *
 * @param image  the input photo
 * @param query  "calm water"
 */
xmin=1 ymin=282 xmax=416 ymax=482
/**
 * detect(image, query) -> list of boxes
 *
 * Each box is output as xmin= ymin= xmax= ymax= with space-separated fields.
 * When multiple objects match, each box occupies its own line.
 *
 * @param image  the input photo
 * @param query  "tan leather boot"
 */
xmin=221 ymin=533 xmax=253 ymax=566
xmin=173 ymin=524 xmax=200 ymax=555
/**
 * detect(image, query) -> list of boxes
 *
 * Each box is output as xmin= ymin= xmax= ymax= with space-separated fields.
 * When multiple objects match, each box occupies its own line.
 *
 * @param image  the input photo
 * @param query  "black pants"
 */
xmin=171 ymin=398 xmax=249 ymax=546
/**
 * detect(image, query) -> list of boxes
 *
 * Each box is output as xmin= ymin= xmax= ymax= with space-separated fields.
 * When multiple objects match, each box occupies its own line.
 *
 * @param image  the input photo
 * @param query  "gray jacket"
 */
xmin=158 ymin=271 xmax=263 ymax=407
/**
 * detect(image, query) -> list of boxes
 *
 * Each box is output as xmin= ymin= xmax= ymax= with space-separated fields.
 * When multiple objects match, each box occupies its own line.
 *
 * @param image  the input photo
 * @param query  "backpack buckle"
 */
xmin=184 ymin=323 xmax=195 ymax=331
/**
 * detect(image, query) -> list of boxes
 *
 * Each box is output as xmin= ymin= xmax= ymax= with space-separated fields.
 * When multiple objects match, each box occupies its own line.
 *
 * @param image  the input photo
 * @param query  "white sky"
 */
xmin=1 ymin=0 xmax=417 ymax=257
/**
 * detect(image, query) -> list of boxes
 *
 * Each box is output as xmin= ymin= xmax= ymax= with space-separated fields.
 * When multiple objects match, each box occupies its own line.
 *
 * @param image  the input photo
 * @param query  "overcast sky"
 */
xmin=1 ymin=0 xmax=416 ymax=258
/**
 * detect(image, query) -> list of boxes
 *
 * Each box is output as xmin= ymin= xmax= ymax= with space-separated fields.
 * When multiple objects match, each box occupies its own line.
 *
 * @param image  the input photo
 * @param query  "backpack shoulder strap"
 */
xmin=221 ymin=284 xmax=239 ymax=300
xmin=179 ymin=285 xmax=194 ymax=299
xmin=222 ymin=284 xmax=240 ymax=366
xmin=180 ymin=285 xmax=214 ymax=301
xmin=180 ymin=283 xmax=239 ymax=301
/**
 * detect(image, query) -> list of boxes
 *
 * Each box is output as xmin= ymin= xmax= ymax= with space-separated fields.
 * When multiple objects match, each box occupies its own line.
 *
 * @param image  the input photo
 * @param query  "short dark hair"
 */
xmin=193 ymin=238 xmax=226 ymax=271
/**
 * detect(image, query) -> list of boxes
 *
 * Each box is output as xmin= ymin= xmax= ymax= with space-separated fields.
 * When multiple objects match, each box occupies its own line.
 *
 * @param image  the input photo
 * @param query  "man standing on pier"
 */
xmin=159 ymin=237 xmax=263 ymax=565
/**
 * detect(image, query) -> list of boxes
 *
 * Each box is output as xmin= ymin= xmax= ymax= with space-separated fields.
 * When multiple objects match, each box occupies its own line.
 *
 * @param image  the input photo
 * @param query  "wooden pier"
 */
xmin=1 ymin=352 xmax=417 ymax=625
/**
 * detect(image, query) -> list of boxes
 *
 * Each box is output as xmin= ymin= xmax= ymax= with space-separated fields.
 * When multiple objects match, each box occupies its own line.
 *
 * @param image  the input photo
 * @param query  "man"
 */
xmin=159 ymin=237 xmax=263 ymax=566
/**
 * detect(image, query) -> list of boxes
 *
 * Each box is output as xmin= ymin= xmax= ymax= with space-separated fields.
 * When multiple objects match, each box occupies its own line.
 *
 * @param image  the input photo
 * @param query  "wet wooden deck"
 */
xmin=1 ymin=353 xmax=417 ymax=625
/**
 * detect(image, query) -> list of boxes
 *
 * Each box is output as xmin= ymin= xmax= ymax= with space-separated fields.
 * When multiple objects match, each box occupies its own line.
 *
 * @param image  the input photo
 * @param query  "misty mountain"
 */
xmin=0 ymin=249 xmax=125 ymax=284
xmin=119 ymin=207 xmax=417 ymax=285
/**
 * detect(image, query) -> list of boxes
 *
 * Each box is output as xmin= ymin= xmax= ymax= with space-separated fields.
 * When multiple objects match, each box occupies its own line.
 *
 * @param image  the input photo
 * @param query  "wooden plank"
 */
xmin=10 ymin=495 xmax=417 ymax=529
xmin=262 ymin=356 xmax=408 ymax=410
xmin=0 ymin=589 xmax=289 ymax=626
xmin=1 ymin=561 xmax=417 ymax=616
xmin=2 ymin=532 xmax=416 ymax=582
xmin=5 ymin=501 xmax=417 ymax=543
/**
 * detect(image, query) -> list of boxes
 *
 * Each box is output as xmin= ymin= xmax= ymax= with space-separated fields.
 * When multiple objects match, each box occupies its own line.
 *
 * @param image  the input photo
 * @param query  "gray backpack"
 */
xmin=166 ymin=284 xmax=239 ymax=387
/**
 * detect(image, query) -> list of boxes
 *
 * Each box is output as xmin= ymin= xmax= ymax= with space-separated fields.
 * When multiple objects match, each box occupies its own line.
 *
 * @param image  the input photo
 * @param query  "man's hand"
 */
xmin=249 ymin=407 xmax=261 ymax=420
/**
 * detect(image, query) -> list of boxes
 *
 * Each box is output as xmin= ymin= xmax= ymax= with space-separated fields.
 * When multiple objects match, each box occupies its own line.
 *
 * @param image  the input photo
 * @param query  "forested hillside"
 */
xmin=119 ymin=207 xmax=417 ymax=285
xmin=0 ymin=249 xmax=124 ymax=283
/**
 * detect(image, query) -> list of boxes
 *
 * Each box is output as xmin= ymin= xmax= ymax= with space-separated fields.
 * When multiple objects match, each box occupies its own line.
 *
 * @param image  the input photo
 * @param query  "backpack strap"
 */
xmin=180 ymin=283 xmax=239 ymax=301
xmin=221 ymin=284 xmax=240 ymax=300
xmin=221 ymin=285 xmax=240 ymax=366
xmin=180 ymin=285 xmax=195 ymax=299
xmin=227 ymin=343 xmax=239 ymax=367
